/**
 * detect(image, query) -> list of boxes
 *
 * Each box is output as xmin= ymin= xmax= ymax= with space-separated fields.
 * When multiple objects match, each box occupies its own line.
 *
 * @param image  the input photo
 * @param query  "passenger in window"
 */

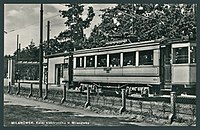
xmin=111 ymin=58 xmax=119 ymax=67
xmin=139 ymin=50 xmax=153 ymax=65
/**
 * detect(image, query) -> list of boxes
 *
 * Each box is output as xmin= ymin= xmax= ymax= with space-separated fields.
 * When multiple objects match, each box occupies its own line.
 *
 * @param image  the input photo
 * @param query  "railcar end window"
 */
xmin=110 ymin=53 xmax=120 ymax=67
xmin=97 ymin=55 xmax=107 ymax=67
xmin=86 ymin=56 xmax=95 ymax=67
xmin=190 ymin=46 xmax=196 ymax=63
xmin=173 ymin=47 xmax=188 ymax=64
xmin=76 ymin=57 xmax=84 ymax=68
xmin=123 ymin=52 xmax=136 ymax=66
xmin=139 ymin=50 xmax=153 ymax=65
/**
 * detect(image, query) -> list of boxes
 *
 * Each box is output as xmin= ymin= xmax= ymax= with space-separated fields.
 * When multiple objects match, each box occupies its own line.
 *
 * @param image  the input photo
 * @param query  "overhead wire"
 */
xmin=6 ymin=14 xmax=61 ymax=33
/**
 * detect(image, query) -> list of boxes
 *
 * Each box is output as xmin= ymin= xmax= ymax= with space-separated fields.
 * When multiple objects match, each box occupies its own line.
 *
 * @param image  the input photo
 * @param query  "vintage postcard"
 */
xmin=3 ymin=3 xmax=197 ymax=127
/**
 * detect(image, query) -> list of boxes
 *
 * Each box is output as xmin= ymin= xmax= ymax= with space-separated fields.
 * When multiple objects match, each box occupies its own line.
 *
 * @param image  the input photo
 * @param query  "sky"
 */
xmin=4 ymin=4 xmax=117 ymax=55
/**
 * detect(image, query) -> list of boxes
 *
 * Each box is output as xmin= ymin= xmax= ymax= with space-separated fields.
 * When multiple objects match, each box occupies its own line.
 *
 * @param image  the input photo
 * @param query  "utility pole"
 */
xmin=16 ymin=35 xmax=19 ymax=62
xmin=44 ymin=20 xmax=50 ymax=100
xmin=19 ymin=43 xmax=21 ymax=60
xmin=47 ymin=21 xmax=50 ymax=48
xmin=16 ymin=34 xmax=19 ymax=83
xmin=39 ymin=4 xmax=43 ymax=98
xmin=68 ymin=23 xmax=75 ymax=88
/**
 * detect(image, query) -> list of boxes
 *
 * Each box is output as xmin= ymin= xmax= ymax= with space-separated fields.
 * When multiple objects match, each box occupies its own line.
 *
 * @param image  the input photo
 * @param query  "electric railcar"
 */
xmin=63 ymin=38 xmax=196 ymax=96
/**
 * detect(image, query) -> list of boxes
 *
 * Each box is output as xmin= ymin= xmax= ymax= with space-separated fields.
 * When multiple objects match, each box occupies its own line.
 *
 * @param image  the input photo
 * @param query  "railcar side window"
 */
xmin=110 ymin=53 xmax=120 ymax=67
xmin=76 ymin=57 xmax=84 ymax=68
xmin=97 ymin=54 xmax=107 ymax=67
xmin=123 ymin=52 xmax=136 ymax=66
xmin=139 ymin=50 xmax=153 ymax=65
xmin=190 ymin=46 xmax=196 ymax=63
xmin=173 ymin=47 xmax=188 ymax=64
xmin=86 ymin=56 xmax=95 ymax=67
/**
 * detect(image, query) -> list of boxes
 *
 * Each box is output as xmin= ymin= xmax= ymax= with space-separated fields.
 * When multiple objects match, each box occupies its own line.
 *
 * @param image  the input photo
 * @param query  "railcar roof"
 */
xmin=74 ymin=39 xmax=161 ymax=55
xmin=45 ymin=37 xmax=194 ymax=58
xmin=44 ymin=52 xmax=69 ymax=58
xmin=74 ymin=37 xmax=193 ymax=55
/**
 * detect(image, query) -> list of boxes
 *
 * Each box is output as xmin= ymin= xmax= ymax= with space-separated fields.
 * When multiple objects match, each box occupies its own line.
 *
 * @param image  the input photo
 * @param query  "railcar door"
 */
xmin=160 ymin=44 xmax=172 ymax=86
xmin=63 ymin=63 xmax=69 ymax=81
xmin=55 ymin=64 xmax=61 ymax=85
xmin=63 ymin=58 xmax=69 ymax=84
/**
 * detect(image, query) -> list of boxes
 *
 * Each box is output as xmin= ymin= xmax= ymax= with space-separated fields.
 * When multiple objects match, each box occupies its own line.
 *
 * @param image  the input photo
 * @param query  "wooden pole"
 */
xmin=16 ymin=34 xmax=19 ymax=83
xmin=170 ymin=92 xmax=176 ymax=117
xmin=39 ymin=4 xmax=43 ymax=98
xmin=7 ymin=82 xmax=11 ymax=93
xmin=44 ymin=21 xmax=50 ymax=100
xmin=169 ymin=92 xmax=177 ymax=124
xmin=119 ymin=89 xmax=126 ymax=114
xmin=84 ymin=85 xmax=90 ymax=108
xmin=16 ymin=82 xmax=20 ymax=95
xmin=28 ymin=83 xmax=33 ymax=98
xmin=61 ymin=83 xmax=67 ymax=103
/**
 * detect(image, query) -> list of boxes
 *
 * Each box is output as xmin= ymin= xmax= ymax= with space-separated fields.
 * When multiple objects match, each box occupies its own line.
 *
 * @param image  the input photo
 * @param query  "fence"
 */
xmin=4 ymin=82 xmax=196 ymax=125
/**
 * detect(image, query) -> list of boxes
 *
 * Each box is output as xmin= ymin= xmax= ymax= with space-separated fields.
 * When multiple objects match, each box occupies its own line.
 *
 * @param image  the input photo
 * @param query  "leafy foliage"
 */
xmin=57 ymin=4 xmax=95 ymax=50
xmin=41 ymin=4 xmax=197 ymax=54
xmin=13 ymin=40 xmax=39 ymax=80
xmin=44 ymin=38 xmax=67 ymax=54
xmin=88 ymin=4 xmax=196 ymax=47
xmin=15 ymin=40 xmax=39 ymax=62
xmin=18 ymin=64 xmax=39 ymax=80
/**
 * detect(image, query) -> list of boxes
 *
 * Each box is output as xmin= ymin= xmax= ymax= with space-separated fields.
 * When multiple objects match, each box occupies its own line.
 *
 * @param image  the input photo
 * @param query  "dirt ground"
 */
xmin=3 ymin=84 xmax=196 ymax=126
xmin=4 ymin=94 xmax=159 ymax=126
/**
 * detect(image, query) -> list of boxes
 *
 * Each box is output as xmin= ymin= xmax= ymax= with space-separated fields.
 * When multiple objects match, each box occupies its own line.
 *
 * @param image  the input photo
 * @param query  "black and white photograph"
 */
xmin=3 ymin=3 xmax=197 ymax=127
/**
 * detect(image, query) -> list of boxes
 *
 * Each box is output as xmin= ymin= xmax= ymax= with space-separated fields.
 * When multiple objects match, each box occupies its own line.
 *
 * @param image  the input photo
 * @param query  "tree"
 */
xmin=88 ymin=4 xmax=196 ymax=48
xmin=58 ymin=4 xmax=95 ymax=50
xmin=13 ymin=40 xmax=40 ymax=80
xmin=14 ymin=40 xmax=39 ymax=62
xmin=43 ymin=38 xmax=72 ymax=55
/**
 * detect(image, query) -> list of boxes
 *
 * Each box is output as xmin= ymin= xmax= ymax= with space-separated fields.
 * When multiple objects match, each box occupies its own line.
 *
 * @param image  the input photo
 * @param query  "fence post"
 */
xmin=16 ymin=82 xmax=20 ymax=95
xmin=7 ymin=82 xmax=11 ymax=93
xmin=169 ymin=92 xmax=177 ymax=123
xmin=61 ymin=83 xmax=67 ymax=104
xmin=43 ymin=83 xmax=48 ymax=100
xmin=28 ymin=83 xmax=33 ymax=98
xmin=84 ymin=85 xmax=90 ymax=108
xmin=130 ymin=100 xmax=133 ymax=111
xmin=119 ymin=89 xmax=126 ymax=114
